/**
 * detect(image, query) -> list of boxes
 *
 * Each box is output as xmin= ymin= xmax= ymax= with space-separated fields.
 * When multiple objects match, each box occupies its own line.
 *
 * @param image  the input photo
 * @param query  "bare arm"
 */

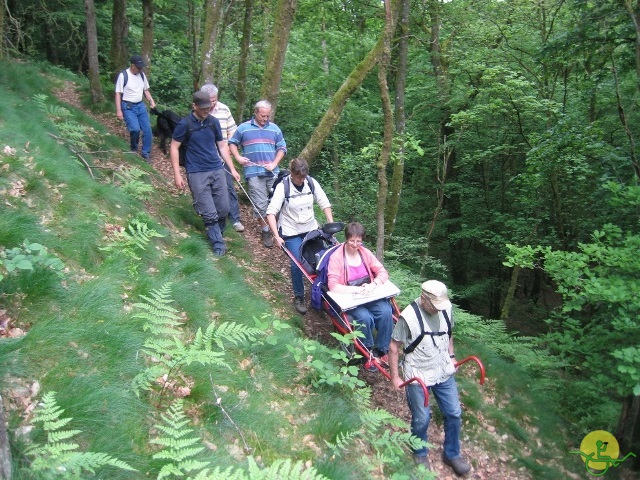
xmin=170 ymin=139 xmax=185 ymax=190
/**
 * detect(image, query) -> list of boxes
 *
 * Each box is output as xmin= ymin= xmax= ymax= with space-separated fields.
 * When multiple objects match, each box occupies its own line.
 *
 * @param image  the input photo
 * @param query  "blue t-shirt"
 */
xmin=172 ymin=113 xmax=224 ymax=173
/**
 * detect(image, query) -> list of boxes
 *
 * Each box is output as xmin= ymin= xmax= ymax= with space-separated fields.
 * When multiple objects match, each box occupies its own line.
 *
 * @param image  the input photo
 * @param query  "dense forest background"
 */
xmin=1 ymin=0 xmax=639 ymax=472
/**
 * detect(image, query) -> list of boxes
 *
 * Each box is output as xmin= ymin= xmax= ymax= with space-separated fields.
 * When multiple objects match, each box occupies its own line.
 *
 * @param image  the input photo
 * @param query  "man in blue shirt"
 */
xmin=170 ymin=91 xmax=241 ymax=256
xmin=229 ymin=100 xmax=287 ymax=248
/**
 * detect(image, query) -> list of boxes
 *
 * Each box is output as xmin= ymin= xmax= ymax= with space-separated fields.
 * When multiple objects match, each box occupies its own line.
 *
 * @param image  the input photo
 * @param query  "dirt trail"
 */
xmin=54 ymin=83 xmax=532 ymax=479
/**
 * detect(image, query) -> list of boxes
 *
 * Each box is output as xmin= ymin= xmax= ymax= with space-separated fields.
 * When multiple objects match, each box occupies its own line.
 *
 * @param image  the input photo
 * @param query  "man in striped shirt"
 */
xmin=229 ymin=100 xmax=287 ymax=248
xmin=200 ymin=83 xmax=245 ymax=233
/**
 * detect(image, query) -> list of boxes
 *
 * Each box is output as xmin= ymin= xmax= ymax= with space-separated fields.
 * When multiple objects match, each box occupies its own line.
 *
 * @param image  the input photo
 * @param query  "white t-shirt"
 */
xmin=114 ymin=68 xmax=149 ymax=103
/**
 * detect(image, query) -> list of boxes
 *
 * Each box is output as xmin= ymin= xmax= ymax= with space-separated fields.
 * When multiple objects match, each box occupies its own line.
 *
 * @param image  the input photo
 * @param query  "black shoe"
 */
xmin=294 ymin=296 xmax=307 ymax=314
xmin=413 ymin=454 xmax=430 ymax=470
xmin=261 ymin=230 xmax=273 ymax=248
xmin=443 ymin=455 xmax=470 ymax=476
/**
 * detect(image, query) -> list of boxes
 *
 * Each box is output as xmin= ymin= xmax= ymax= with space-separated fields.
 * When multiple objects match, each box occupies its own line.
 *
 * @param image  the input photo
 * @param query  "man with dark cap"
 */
xmin=115 ymin=55 xmax=156 ymax=161
xmin=388 ymin=280 xmax=471 ymax=476
xmin=169 ymin=91 xmax=241 ymax=256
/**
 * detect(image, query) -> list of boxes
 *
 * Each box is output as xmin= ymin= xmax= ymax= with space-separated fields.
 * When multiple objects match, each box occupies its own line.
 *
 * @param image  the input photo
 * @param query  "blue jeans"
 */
xmin=121 ymin=101 xmax=152 ymax=158
xmin=283 ymin=234 xmax=305 ymax=298
xmin=224 ymin=164 xmax=241 ymax=224
xmin=350 ymin=298 xmax=393 ymax=354
xmin=406 ymin=375 xmax=462 ymax=460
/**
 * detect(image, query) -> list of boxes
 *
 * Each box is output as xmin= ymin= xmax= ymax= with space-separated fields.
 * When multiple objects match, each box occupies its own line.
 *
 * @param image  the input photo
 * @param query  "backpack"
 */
xmin=310 ymin=244 xmax=340 ymax=310
xmin=269 ymin=171 xmax=316 ymax=203
xmin=177 ymin=115 xmax=218 ymax=167
xmin=403 ymin=303 xmax=452 ymax=355
xmin=298 ymin=228 xmax=337 ymax=275
xmin=116 ymin=69 xmax=146 ymax=89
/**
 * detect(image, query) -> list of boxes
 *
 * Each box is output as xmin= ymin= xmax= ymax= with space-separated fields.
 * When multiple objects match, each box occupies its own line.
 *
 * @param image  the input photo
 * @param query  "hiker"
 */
xmin=388 ymin=280 xmax=471 ymax=476
xmin=229 ymin=100 xmax=287 ymax=248
xmin=200 ymin=83 xmax=245 ymax=233
xmin=114 ymin=55 xmax=156 ymax=161
xmin=266 ymin=158 xmax=333 ymax=314
xmin=326 ymin=222 xmax=393 ymax=370
xmin=170 ymin=91 xmax=241 ymax=256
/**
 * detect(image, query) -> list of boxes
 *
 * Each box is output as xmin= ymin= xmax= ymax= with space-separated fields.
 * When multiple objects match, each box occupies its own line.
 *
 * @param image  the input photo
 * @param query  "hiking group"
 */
xmin=114 ymin=54 xmax=471 ymax=477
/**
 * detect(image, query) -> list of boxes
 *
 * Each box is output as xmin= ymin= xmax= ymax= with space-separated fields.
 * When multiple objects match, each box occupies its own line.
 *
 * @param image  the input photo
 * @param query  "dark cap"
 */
xmin=193 ymin=91 xmax=212 ymax=108
xmin=130 ymin=55 xmax=146 ymax=68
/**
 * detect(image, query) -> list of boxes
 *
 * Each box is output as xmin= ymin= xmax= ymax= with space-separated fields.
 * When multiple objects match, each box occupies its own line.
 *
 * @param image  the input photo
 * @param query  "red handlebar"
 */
xmin=454 ymin=355 xmax=486 ymax=385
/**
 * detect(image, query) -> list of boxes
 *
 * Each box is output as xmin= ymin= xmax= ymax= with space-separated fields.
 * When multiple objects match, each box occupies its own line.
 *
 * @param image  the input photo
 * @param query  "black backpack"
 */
xmin=177 ymin=115 xmax=218 ymax=167
xmin=269 ymin=171 xmax=316 ymax=203
xmin=116 ymin=69 xmax=146 ymax=88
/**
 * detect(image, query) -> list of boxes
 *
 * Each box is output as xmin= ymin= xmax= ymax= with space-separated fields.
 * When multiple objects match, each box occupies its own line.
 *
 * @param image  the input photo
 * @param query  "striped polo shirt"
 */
xmin=228 ymin=118 xmax=287 ymax=178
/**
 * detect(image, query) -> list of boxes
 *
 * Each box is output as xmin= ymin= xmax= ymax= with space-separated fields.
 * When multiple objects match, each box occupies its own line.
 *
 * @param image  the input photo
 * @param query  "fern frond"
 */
xmin=246 ymin=456 xmax=330 ymax=480
xmin=151 ymin=400 xmax=212 ymax=477
xmin=27 ymin=392 xmax=136 ymax=476
xmin=324 ymin=430 xmax=360 ymax=457
xmin=202 ymin=321 xmax=264 ymax=350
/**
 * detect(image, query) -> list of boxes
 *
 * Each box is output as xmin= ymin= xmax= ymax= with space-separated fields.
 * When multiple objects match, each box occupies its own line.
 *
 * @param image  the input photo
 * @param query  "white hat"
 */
xmin=421 ymin=280 xmax=452 ymax=311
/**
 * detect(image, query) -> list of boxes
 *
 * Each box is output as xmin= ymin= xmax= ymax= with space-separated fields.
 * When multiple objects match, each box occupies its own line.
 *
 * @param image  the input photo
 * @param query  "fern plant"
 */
xmin=114 ymin=166 xmax=155 ymax=200
xmin=100 ymin=218 xmax=164 ymax=276
xmin=152 ymin=400 xmax=330 ymax=480
xmin=25 ymin=391 xmax=136 ymax=478
xmin=132 ymin=283 xmax=264 ymax=406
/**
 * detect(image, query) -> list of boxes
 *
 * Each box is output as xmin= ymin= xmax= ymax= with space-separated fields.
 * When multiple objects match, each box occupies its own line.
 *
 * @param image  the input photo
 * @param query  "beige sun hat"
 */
xmin=421 ymin=280 xmax=452 ymax=311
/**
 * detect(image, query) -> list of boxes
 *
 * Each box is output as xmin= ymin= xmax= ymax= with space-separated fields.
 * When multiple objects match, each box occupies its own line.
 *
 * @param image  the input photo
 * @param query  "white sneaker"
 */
xmin=233 ymin=222 xmax=245 ymax=232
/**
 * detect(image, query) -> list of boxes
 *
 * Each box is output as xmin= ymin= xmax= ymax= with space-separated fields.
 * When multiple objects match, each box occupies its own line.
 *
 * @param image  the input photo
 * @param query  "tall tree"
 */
xmin=297 ymin=21 xmax=390 ymax=165
xmin=384 ymin=0 xmax=411 ymax=248
xmin=259 ymin=0 xmax=298 ymax=115
xmin=374 ymin=0 xmax=398 ymax=258
xmin=84 ymin=0 xmax=103 ymax=104
xmin=141 ymin=0 xmax=154 ymax=77
xmin=200 ymin=0 xmax=225 ymax=85
xmin=0 ymin=0 xmax=4 ymax=60
xmin=110 ymin=0 xmax=128 ymax=79
xmin=235 ymin=0 xmax=254 ymax=122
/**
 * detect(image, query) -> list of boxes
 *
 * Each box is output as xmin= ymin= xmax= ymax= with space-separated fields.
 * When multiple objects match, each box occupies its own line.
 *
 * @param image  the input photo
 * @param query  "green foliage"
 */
xmin=505 ymin=183 xmax=640 ymax=426
xmin=113 ymin=166 xmax=156 ymax=200
xmin=151 ymin=399 xmax=211 ymax=479
xmin=0 ymin=239 xmax=65 ymax=283
xmin=287 ymin=331 xmax=366 ymax=391
xmin=100 ymin=218 xmax=164 ymax=275
xmin=26 ymin=391 xmax=136 ymax=477
xmin=131 ymin=283 xmax=264 ymax=402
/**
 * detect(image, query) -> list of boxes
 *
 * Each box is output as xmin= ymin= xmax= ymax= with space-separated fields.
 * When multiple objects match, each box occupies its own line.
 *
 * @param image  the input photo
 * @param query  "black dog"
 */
xmin=151 ymin=108 xmax=182 ymax=155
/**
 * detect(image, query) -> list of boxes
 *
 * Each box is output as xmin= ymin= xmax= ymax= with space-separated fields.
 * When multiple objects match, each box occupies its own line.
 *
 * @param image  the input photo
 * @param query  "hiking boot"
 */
xmin=364 ymin=359 xmax=378 ymax=373
xmin=261 ymin=230 xmax=273 ymax=248
xmin=413 ymin=454 xmax=430 ymax=470
xmin=213 ymin=249 xmax=225 ymax=257
xmin=443 ymin=455 xmax=470 ymax=476
xmin=294 ymin=296 xmax=307 ymax=314
xmin=233 ymin=221 xmax=245 ymax=232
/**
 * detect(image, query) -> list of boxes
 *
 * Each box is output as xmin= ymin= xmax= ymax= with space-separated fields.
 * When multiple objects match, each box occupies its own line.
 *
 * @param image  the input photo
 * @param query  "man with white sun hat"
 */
xmin=389 ymin=280 xmax=471 ymax=476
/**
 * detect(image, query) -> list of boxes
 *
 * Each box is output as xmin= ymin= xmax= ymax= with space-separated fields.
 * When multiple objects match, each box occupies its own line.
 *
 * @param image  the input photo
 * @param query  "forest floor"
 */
xmin=54 ymin=82 xmax=535 ymax=480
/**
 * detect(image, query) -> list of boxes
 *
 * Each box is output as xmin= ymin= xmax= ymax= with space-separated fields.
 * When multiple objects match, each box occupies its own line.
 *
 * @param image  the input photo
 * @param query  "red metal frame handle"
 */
xmin=398 ymin=377 xmax=429 ymax=407
xmin=454 ymin=355 xmax=486 ymax=385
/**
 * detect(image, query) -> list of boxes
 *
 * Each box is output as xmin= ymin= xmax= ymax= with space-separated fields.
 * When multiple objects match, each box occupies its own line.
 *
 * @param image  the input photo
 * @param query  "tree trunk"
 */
xmin=624 ymin=0 xmax=640 ymax=92
xmin=298 ymin=24 xmax=392 ymax=166
xmin=235 ymin=0 xmax=254 ymax=122
xmin=0 ymin=395 xmax=10 ymax=480
xmin=200 ymin=0 xmax=224 ymax=85
xmin=189 ymin=0 xmax=203 ymax=91
xmin=110 ymin=0 xmax=128 ymax=80
xmin=259 ymin=0 xmax=298 ymax=116
xmin=141 ymin=0 xmax=153 ymax=77
xmin=374 ymin=0 xmax=398 ymax=259
xmin=617 ymin=394 xmax=640 ymax=469
xmin=384 ymin=0 xmax=410 ymax=249
xmin=84 ymin=0 xmax=104 ymax=104
xmin=0 ymin=0 xmax=4 ymax=60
